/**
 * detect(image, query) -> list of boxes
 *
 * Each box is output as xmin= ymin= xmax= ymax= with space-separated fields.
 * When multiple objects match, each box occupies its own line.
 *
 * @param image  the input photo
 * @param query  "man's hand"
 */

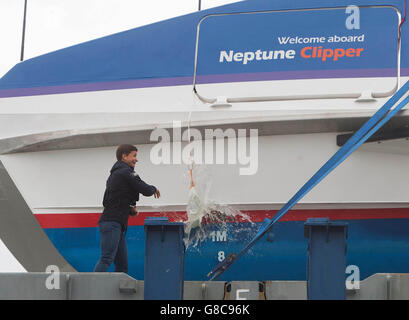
xmin=154 ymin=189 xmax=161 ymax=199
xmin=129 ymin=206 xmax=139 ymax=217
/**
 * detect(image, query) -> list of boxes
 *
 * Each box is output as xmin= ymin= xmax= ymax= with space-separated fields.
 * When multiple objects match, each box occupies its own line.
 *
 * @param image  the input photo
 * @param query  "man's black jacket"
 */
xmin=99 ymin=161 xmax=157 ymax=230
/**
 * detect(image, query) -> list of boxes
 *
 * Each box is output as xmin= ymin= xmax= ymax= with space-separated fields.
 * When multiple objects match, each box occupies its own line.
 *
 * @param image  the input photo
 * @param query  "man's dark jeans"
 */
xmin=94 ymin=221 xmax=128 ymax=273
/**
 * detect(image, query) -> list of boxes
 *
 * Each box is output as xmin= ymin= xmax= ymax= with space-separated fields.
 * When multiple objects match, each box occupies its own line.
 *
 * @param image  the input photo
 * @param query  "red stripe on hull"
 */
xmin=34 ymin=208 xmax=409 ymax=229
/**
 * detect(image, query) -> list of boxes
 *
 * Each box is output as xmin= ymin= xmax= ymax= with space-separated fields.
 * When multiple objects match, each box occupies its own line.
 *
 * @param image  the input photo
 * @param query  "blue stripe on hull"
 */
xmin=43 ymin=218 xmax=409 ymax=281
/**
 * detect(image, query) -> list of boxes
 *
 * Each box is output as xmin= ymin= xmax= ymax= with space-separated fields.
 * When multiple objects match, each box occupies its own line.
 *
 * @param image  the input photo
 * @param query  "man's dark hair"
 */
xmin=116 ymin=144 xmax=138 ymax=161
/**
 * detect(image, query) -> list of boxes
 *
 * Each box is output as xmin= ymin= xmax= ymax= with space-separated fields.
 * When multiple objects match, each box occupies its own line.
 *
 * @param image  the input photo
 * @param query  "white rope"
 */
xmin=187 ymin=111 xmax=194 ymax=171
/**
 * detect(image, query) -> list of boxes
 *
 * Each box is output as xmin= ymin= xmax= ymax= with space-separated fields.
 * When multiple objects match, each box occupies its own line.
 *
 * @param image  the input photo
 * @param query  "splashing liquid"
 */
xmin=184 ymin=164 xmax=254 ymax=248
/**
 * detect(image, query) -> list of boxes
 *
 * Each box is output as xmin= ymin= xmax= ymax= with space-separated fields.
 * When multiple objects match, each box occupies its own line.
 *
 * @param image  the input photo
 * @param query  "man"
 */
xmin=94 ymin=144 xmax=160 ymax=273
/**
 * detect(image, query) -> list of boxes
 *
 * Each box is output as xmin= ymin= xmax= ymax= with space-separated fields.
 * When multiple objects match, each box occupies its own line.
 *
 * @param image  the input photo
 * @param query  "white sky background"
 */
xmin=0 ymin=0 xmax=240 ymax=78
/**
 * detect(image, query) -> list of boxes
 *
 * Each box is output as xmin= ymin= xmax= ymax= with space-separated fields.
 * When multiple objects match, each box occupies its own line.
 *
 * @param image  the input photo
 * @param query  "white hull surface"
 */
xmin=1 ymin=131 xmax=408 ymax=215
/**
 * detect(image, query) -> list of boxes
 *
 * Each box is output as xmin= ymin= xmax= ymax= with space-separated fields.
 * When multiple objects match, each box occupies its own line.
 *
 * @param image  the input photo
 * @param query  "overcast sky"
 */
xmin=0 ymin=0 xmax=240 ymax=78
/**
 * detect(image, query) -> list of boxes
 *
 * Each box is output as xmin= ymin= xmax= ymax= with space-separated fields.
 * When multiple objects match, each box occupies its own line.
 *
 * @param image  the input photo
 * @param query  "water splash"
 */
xmin=183 ymin=165 xmax=255 ymax=248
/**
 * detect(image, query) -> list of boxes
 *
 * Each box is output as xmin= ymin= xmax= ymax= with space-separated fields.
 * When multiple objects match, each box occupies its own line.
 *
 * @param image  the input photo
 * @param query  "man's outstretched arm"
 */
xmin=122 ymin=171 xmax=159 ymax=197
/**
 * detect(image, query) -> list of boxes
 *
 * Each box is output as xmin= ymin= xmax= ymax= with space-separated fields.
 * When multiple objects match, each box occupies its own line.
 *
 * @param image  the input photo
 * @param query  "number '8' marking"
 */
xmin=218 ymin=251 xmax=225 ymax=262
